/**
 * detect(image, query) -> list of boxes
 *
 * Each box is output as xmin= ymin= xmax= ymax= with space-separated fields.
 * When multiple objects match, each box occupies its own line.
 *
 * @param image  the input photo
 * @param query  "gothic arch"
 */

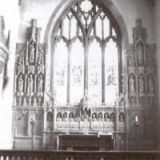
xmin=44 ymin=0 xmax=129 ymax=48
xmin=44 ymin=0 xmax=129 ymax=97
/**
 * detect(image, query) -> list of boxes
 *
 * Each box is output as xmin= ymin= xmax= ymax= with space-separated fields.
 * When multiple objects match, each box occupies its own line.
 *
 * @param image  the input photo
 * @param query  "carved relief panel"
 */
xmin=127 ymin=19 xmax=157 ymax=108
xmin=126 ymin=19 xmax=158 ymax=149
xmin=14 ymin=19 xmax=47 ymax=107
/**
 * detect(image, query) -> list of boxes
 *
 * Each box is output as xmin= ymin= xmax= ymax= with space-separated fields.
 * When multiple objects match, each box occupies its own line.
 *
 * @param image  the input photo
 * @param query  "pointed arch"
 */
xmin=44 ymin=0 xmax=128 ymax=47
xmin=44 ymin=0 xmax=129 ymax=104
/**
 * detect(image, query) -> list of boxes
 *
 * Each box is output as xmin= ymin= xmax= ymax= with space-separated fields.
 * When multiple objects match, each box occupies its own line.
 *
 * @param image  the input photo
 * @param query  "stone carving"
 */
xmin=138 ymin=74 xmax=145 ymax=94
xmin=92 ymin=112 xmax=97 ymax=121
xmin=133 ymin=19 xmax=146 ymax=43
xmin=110 ymin=113 xmax=115 ymax=122
xmin=17 ymin=74 xmax=24 ymax=94
xmin=62 ymin=112 xmax=67 ymax=121
xmin=27 ymin=74 xmax=34 ymax=95
xmin=37 ymin=74 xmax=44 ymax=93
xmin=128 ymin=46 xmax=135 ymax=65
xmin=136 ymin=41 xmax=144 ymax=65
xmin=30 ymin=19 xmax=37 ymax=42
xmin=56 ymin=112 xmax=62 ymax=122
xmin=104 ymin=113 xmax=109 ymax=121
xmin=98 ymin=112 xmax=103 ymax=121
xmin=81 ymin=107 xmax=91 ymax=121
xmin=119 ymin=113 xmax=125 ymax=122
xmin=129 ymin=74 xmax=135 ymax=94
xmin=69 ymin=112 xmax=74 ymax=122
xmin=14 ymin=19 xmax=46 ymax=108
xmin=146 ymin=44 xmax=156 ymax=66
xmin=148 ymin=74 xmax=154 ymax=94
xmin=47 ymin=112 xmax=53 ymax=122
xmin=28 ymin=40 xmax=36 ymax=64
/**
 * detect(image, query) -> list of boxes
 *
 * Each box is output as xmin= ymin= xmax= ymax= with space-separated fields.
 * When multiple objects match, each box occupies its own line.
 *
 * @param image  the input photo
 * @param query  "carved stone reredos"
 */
xmin=28 ymin=19 xmax=41 ymax=43
xmin=133 ymin=19 xmax=147 ymax=43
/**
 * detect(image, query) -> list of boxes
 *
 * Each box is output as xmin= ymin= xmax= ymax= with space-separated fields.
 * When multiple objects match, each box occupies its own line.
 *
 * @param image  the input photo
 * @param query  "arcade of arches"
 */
xmin=0 ymin=0 xmax=160 ymax=151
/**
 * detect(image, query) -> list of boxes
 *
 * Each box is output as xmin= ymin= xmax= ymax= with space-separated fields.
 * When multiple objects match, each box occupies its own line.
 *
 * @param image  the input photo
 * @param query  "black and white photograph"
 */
xmin=0 ymin=0 xmax=159 ymax=159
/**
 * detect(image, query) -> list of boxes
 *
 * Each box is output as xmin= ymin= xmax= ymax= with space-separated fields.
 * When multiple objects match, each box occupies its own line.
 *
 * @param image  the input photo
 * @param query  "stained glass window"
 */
xmin=52 ymin=0 xmax=120 ymax=106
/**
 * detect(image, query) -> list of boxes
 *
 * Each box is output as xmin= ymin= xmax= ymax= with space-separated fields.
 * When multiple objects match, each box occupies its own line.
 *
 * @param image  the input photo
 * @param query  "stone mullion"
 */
xmin=117 ymin=41 xmax=122 ymax=96
xmin=67 ymin=42 xmax=71 ymax=105
xmin=84 ymin=38 xmax=89 ymax=96
xmin=101 ymin=42 xmax=105 ymax=105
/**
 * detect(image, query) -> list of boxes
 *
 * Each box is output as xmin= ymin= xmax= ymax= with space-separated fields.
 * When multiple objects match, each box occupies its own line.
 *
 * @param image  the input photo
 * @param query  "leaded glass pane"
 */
xmin=88 ymin=39 xmax=102 ymax=105
xmin=53 ymin=0 xmax=119 ymax=107
xmin=62 ymin=16 xmax=70 ymax=39
xmin=54 ymin=40 xmax=68 ymax=105
xmin=70 ymin=39 xmax=84 ymax=104
xmin=105 ymin=39 xmax=118 ymax=105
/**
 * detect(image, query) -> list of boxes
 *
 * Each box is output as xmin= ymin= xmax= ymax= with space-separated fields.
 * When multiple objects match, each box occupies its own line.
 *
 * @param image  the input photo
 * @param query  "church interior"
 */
xmin=0 ymin=0 xmax=160 ymax=154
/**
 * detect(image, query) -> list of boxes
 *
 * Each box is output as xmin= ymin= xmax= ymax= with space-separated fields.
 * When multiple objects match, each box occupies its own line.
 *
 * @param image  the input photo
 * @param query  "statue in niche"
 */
xmin=104 ymin=113 xmax=109 ymax=121
xmin=37 ymin=97 xmax=42 ymax=106
xmin=17 ymin=74 xmax=24 ymax=94
xmin=119 ymin=113 xmax=125 ymax=122
xmin=69 ymin=113 xmax=74 ymax=122
xmin=138 ymin=74 xmax=145 ymax=94
xmin=56 ymin=113 xmax=62 ymax=122
xmin=129 ymin=74 xmax=135 ymax=93
xmin=62 ymin=112 xmax=67 ymax=121
xmin=148 ymin=75 xmax=154 ymax=94
xmin=47 ymin=112 xmax=53 ymax=122
xmin=75 ymin=113 xmax=80 ymax=122
xmin=98 ymin=113 xmax=103 ymax=121
xmin=27 ymin=74 xmax=34 ymax=95
xmin=28 ymin=40 xmax=36 ymax=64
xmin=37 ymin=74 xmax=44 ymax=93
xmin=110 ymin=113 xmax=115 ymax=122
xmin=92 ymin=113 xmax=97 ymax=121
xmin=137 ymin=42 xmax=144 ymax=65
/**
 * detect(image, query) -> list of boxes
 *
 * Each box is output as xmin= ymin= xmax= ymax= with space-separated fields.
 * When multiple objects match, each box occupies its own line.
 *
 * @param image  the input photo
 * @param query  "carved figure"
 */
xmin=28 ymin=41 xmax=36 ymax=63
xmin=148 ymin=75 xmax=154 ymax=94
xmin=17 ymin=74 xmax=24 ymax=93
xmin=27 ymin=74 xmax=34 ymax=95
xmin=119 ymin=113 xmax=125 ymax=122
xmin=37 ymin=74 xmax=43 ymax=93
xmin=129 ymin=74 xmax=135 ymax=93
xmin=56 ymin=113 xmax=62 ymax=122
xmin=47 ymin=112 xmax=53 ymax=122
xmin=139 ymin=74 xmax=145 ymax=94
xmin=104 ymin=113 xmax=109 ymax=121
xmin=137 ymin=42 xmax=144 ymax=65
xmin=92 ymin=113 xmax=97 ymax=121
xmin=98 ymin=113 xmax=103 ymax=121
xmin=62 ymin=112 xmax=67 ymax=121
xmin=69 ymin=112 xmax=74 ymax=122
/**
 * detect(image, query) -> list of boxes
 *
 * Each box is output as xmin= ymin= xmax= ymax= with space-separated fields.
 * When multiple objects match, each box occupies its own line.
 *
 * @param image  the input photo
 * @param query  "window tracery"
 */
xmin=53 ymin=0 xmax=120 ymax=106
